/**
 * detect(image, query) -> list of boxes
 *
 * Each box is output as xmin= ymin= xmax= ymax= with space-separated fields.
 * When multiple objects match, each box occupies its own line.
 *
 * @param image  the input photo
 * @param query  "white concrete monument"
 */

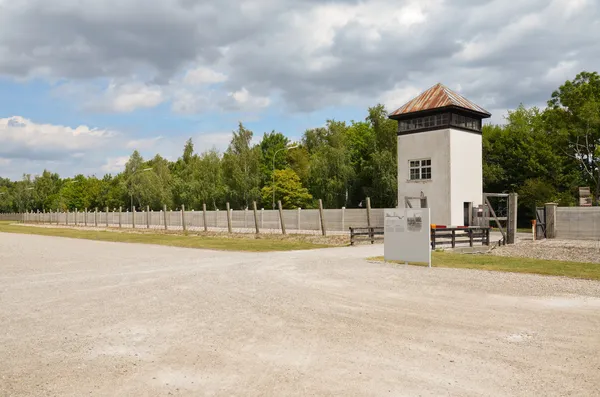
xmin=384 ymin=208 xmax=431 ymax=267
xmin=389 ymin=84 xmax=491 ymax=227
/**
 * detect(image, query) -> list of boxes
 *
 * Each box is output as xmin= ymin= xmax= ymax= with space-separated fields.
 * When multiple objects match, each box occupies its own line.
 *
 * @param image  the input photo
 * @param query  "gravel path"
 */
xmin=1 ymin=233 xmax=599 ymax=396
xmin=492 ymin=237 xmax=600 ymax=263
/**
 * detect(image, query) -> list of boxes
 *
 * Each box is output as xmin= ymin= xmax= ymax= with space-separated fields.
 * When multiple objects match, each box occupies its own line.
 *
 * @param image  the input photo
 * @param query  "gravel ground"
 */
xmin=491 ymin=237 xmax=600 ymax=263
xmin=1 ymin=233 xmax=599 ymax=396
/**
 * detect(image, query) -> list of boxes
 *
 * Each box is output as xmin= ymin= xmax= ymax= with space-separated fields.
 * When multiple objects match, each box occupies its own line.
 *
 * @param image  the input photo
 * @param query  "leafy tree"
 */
xmin=222 ymin=123 xmax=261 ymax=209
xmin=261 ymin=169 xmax=313 ymax=209
xmin=547 ymin=71 xmax=600 ymax=201
xmin=305 ymin=120 xmax=354 ymax=208
xmin=258 ymin=131 xmax=290 ymax=187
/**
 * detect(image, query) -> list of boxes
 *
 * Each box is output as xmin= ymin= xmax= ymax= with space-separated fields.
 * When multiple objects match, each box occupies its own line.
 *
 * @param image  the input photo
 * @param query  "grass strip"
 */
xmin=369 ymin=252 xmax=600 ymax=281
xmin=0 ymin=222 xmax=332 ymax=252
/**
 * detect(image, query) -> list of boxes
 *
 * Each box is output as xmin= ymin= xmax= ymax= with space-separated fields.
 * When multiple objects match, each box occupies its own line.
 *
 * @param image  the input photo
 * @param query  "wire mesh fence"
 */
xmin=17 ymin=204 xmax=387 ymax=235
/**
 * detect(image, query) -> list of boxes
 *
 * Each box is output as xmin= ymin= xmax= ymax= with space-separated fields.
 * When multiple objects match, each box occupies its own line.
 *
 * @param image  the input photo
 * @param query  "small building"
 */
xmin=388 ymin=83 xmax=491 ymax=226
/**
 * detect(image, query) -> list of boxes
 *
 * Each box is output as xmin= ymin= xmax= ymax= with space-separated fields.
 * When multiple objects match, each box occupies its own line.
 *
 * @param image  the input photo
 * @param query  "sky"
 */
xmin=0 ymin=0 xmax=599 ymax=180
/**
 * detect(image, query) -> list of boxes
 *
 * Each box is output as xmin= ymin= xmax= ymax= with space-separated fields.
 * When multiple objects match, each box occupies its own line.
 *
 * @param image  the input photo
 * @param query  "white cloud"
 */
xmin=102 ymin=82 xmax=164 ymax=113
xmin=0 ymin=116 xmax=114 ymax=158
xmin=229 ymin=87 xmax=271 ymax=110
xmin=184 ymin=67 xmax=227 ymax=85
xmin=101 ymin=156 xmax=130 ymax=173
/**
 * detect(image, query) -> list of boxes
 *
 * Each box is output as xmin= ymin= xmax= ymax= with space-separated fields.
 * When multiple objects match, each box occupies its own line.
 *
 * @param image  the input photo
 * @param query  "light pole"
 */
xmin=272 ymin=144 xmax=298 ymax=209
xmin=129 ymin=167 xmax=153 ymax=212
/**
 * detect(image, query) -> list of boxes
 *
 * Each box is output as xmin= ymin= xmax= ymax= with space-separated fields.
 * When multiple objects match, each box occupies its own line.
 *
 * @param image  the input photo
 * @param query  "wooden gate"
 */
xmin=535 ymin=207 xmax=546 ymax=239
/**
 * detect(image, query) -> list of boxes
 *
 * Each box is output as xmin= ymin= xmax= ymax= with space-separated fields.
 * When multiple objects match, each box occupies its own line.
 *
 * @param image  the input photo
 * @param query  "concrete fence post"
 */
xmin=297 ymin=207 xmax=301 ymax=230
xmin=181 ymin=204 xmax=186 ymax=232
xmin=84 ymin=208 xmax=88 ymax=227
xmin=132 ymin=206 xmax=136 ymax=229
xmin=75 ymin=208 xmax=78 ymax=226
xmin=65 ymin=210 xmax=69 ymax=226
xmin=341 ymin=206 xmax=345 ymax=232
xmin=118 ymin=207 xmax=122 ymax=228
xmin=146 ymin=205 xmax=150 ymax=229
xmin=261 ymin=208 xmax=264 ymax=229
xmin=163 ymin=204 xmax=168 ymax=230
xmin=203 ymin=203 xmax=208 ymax=232
xmin=57 ymin=208 xmax=60 ymax=226
xmin=244 ymin=208 xmax=248 ymax=229
xmin=253 ymin=201 xmax=260 ymax=234
xmin=545 ymin=202 xmax=558 ymax=239
xmin=278 ymin=200 xmax=286 ymax=235
xmin=507 ymin=193 xmax=518 ymax=244
xmin=226 ymin=202 xmax=232 ymax=233
xmin=95 ymin=208 xmax=98 ymax=227
xmin=366 ymin=197 xmax=372 ymax=229
xmin=319 ymin=199 xmax=326 ymax=236
xmin=216 ymin=209 xmax=219 ymax=228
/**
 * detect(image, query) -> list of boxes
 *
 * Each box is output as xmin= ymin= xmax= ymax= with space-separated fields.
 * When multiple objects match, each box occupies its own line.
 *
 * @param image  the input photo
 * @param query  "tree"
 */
xmin=261 ymin=169 xmax=313 ymax=209
xmin=305 ymin=120 xmax=354 ymax=208
xmin=222 ymin=123 xmax=261 ymax=208
xmin=258 ymin=131 xmax=290 ymax=186
xmin=547 ymin=71 xmax=600 ymax=202
xmin=123 ymin=150 xmax=160 ymax=210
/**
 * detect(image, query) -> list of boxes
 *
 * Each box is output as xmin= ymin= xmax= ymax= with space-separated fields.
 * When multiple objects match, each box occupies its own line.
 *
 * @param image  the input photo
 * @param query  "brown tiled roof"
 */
xmin=389 ymin=83 xmax=491 ymax=118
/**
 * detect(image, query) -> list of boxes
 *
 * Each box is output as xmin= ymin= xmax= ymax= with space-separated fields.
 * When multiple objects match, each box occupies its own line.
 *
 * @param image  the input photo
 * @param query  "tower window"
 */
xmin=409 ymin=159 xmax=432 ymax=181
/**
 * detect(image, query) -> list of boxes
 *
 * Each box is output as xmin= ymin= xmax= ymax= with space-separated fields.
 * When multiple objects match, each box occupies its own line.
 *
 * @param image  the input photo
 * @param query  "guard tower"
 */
xmin=389 ymin=83 xmax=491 ymax=226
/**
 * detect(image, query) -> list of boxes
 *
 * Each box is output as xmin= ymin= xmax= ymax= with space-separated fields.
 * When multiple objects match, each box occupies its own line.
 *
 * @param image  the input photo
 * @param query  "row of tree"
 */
xmin=1 ymin=72 xmax=599 ymax=223
xmin=0 ymin=105 xmax=398 ymax=213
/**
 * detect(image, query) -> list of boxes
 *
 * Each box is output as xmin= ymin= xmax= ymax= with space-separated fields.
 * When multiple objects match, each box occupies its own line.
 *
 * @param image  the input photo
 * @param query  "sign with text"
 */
xmin=384 ymin=208 xmax=431 ymax=267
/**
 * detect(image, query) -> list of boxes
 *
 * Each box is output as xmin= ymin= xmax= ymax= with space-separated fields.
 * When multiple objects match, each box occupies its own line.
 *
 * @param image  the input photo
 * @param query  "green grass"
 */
xmin=369 ymin=252 xmax=600 ymax=281
xmin=0 ymin=222 xmax=332 ymax=252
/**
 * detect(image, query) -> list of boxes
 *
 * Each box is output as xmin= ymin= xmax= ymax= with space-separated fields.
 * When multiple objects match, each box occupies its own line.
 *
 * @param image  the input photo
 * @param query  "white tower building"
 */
xmin=389 ymin=83 xmax=491 ymax=227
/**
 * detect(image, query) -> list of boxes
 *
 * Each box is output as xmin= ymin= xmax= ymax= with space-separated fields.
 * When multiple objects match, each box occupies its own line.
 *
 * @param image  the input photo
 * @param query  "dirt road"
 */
xmin=1 ymin=233 xmax=599 ymax=396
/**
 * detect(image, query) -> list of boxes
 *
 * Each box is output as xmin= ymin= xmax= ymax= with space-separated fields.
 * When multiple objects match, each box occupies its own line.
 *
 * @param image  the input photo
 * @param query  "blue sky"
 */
xmin=1 ymin=0 xmax=599 ymax=180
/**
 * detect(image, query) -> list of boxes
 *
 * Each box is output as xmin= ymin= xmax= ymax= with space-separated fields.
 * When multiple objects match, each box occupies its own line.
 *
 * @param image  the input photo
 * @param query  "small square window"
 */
xmin=409 ymin=159 xmax=432 ymax=181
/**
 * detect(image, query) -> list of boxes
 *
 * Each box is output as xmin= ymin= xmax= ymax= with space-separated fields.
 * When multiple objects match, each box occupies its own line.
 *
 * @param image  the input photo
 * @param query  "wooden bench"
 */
xmin=349 ymin=227 xmax=384 ymax=245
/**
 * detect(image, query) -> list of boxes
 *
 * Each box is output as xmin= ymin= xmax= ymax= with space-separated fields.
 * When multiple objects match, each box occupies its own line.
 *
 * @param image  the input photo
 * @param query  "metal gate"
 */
xmin=535 ymin=207 xmax=546 ymax=239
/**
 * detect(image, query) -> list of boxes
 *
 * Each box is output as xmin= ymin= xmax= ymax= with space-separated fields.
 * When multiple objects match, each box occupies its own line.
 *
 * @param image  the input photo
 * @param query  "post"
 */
xmin=341 ymin=206 xmax=345 ymax=231
xmin=84 ymin=208 xmax=88 ymax=226
xmin=118 ymin=207 xmax=122 ymax=228
xmin=451 ymin=229 xmax=456 ymax=248
xmin=244 ymin=208 xmax=248 ymax=229
xmin=146 ymin=205 xmax=150 ymax=229
xmin=226 ymin=202 xmax=232 ymax=233
xmin=57 ymin=208 xmax=60 ymax=226
xmin=131 ymin=206 xmax=135 ymax=228
xmin=366 ymin=197 xmax=372 ymax=228
xmin=75 ymin=208 xmax=78 ymax=226
xmin=253 ymin=201 xmax=260 ymax=234
xmin=181 ymin=204 xmax=186 ymax=231
xmin=95 ymin=208 xmax=98 ymax=227
xmin=318 ymin=199 xmax=326 ymax=236
xmin=202 ymin=203 xmax=208 ymax=232
xmin=467 ymin=202 xmax=473 ymax=227
xmin=163 ymin=204 xmax=168 ymax=230
xmin=65 ymin=210 xmax=69 ymax=225
xmin=297 ymin=207 xmax=301 ymax=230
xmin=278 ymin=200 xmax=286 ymax=235
xmin=261 ymin=208 xmax=264 ymax=229
xmin=545 ymin=202 xmax=558 ymax=239
xmin=507 ymin=193 xmax=518 ymax=244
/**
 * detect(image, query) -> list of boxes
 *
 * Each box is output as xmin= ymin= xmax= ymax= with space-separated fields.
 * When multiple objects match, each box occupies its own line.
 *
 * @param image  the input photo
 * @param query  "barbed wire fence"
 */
xmin=16 ymin=198 xmax=385 ymax=236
